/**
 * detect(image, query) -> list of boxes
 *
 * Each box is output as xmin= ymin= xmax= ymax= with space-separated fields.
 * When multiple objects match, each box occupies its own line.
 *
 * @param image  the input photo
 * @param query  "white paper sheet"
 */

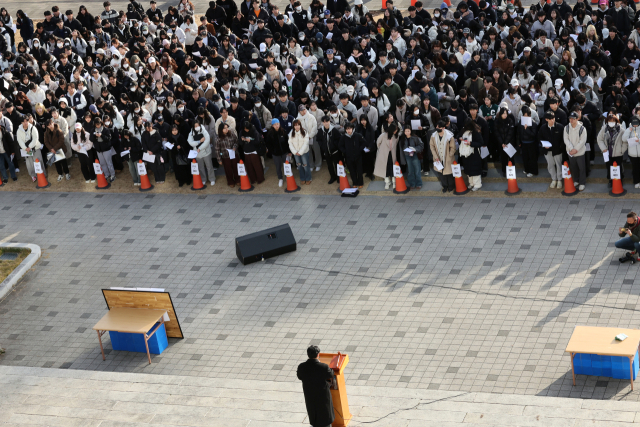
xmin=20 ymin=149 xmax=29 ymax=157
xmin=449 ymin=72 xmax=458 ymax=80
xmin=611 ymin=165 xmax=621 ymax=180
xmin=629 ymin=137 xmax=639 ymax=146
xmin=541 ymin=140 xmax=552 ymax=148
xmin=503 ymin=143 xmax=517 ymax=158
xmin=403 ymin=147 xmax=416 ymax=153
xmin=437 ymin=92 xmax=445 ymax=99
xmin=121 ymin=150 xmax=130 ymax=156
xmin=188 ymin=150 xmax=198 ymax=159
xmin=363 ymin=147 xmax=370 ymax=153
xmin=342 ymin=188 xmax=358 ymax=194
xmin=163 ymin=141 xmax=174 ymax=149
xmin=327 ymin=32 xmax=333 ymax=39
xmin=93 ymin=163 xmax=103 ymax=174
xmin=597 ymin=77 xmax=603 ymax=87
xmin=237 ymin=163 xmax=247 ymax=176
xmin=521 ymin=116 xmax=532 ymax=126
xmin=448 ymin=115 xmax=457 ymax=123
xmin=284 ymin=163 xmax=293 ymax=177
xmin=137 ymin=162 xmax=147 ymax=175
xmin=603 ymin=151 xmax=610 ymax=162
xmin=393 ymin=165 xmax=402 ymax=178
xmin=142 ymin=152 xmax=156 ymax=162
xmin=227 ymin=148 xmax=236 ymax=159
xmin=191 ymin=162 xmax=199 ymax=175
xmin=337 ymin=164 xmax=346 ymax=177
xmin=411 ymin=119 xmax=421 ymax=130
xmin=433 ymin=161 xmax=444 ymax=171
xmin=480 ymin=146 xmax=490 ymax=159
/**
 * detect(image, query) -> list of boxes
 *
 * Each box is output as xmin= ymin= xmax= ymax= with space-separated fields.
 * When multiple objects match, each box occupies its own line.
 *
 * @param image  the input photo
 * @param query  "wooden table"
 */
xmin=565 ymin=326 xmax=640 ymax=390
xmin=92 ymin=307 xmax=167 ymax=364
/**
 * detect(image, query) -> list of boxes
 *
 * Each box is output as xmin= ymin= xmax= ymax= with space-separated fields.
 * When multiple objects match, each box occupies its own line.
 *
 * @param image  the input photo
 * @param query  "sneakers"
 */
xmin=384 ymin=177 xmax=391 ymax=190
xmin=134 ymin=182 xmax=140 ymax=186
xmin=315 ymin=167 xmax=321 ymax=172
xmin=423 ymin=171 xmax=429 ymax=176
xmin=32 ymin=176 xmax=36 ymax=182
xmin=57 ymin=175 xmax=63 ymax=182
xmin=574 ymin=181 xmax=579 ymax=187
xmin=65 ymin=174 xmax=71 ymax=180
xmin=85 ymin=180 xmax=90 ymax=183
xmin=526 ymin=173 xmax=533 ymax=178
xmin=278 ymin=179 xmax=283 ymax=187
xmin=15 ymin=168 xmax=19 ymax=173
xmin=550 ymin=181 xmax=557 ymax=188
xmin=210 ymin=181 xmax=215 ymax=186
xmin=579 ymin=185 xmax=585 ymax=191
xmin=90 ymin=179 xmax=96 ymax=183
xmin=636 ymin=183 xmax=640 ymax=189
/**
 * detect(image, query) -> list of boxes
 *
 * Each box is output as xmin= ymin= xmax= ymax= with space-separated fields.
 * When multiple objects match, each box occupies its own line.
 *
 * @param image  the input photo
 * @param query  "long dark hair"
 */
xmin=462 ymin=118 xmax=480 ymax=134
xmin=291 ymin=119 xmax=306 ymax=137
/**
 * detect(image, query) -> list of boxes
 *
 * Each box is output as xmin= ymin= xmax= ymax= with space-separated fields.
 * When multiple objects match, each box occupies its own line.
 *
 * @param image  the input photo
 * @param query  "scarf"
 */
xmin=266 ymin=67 xmax=280 ymax=81
xmin=434 ymin=130 xmax=447 ymax=163
xmin=459 ymin=131 xmax=474 ymax=157
xmin=606 ymin=122 xmax=621 ymax=153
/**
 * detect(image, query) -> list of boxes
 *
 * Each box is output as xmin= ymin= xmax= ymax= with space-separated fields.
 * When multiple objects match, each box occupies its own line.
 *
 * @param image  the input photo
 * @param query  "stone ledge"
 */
xmin=0 ymin=243 xmax=41 ymax=301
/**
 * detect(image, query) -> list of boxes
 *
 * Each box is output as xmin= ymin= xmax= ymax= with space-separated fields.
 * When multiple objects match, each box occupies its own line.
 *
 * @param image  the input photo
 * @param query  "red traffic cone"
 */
xmin=505 ymin=161 xmax=521 ymax=195
xmin=138 ymin=160 xmax=154 ymax=192
xmin=238 ymin=160 xmax=254 ymax=192
xmin=610 ymin=161 xmax=627 ymax=197
xmin=338 ymin=161 xmax=350 ymax=192
xmin=452 ymin=161 xmax=469 ymax=195
xmin=284 ymin=160 xmax=300 ymax=193
xmin=94 ymin=159 xmax=111 ymax=190
xmin=190 ymin=159 xmax=206 ymax=191
xmin=393 ymin=161 xmax=409 ymax=194
xmin=34 ymin=158 xmax=50 ymax=189
xmin=561 ymin=161 xmax=578 ymax=196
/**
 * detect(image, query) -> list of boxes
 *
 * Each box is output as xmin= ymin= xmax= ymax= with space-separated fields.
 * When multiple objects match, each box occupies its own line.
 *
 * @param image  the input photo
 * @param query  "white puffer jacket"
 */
xmin=288 ymin=130 xmax=309 ymax=155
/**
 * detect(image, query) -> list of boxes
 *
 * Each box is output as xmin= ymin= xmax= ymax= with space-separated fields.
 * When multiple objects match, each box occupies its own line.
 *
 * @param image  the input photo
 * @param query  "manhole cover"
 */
xmin=0 ymin=253 xmax=18 ymax=261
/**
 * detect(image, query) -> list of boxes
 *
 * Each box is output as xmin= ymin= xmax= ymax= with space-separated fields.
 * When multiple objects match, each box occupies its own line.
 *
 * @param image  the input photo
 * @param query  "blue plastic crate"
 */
xmin=576 ymin=351 xmax=640 ymax=380
xmin=108 ymin=323 xmax=168 ymax=355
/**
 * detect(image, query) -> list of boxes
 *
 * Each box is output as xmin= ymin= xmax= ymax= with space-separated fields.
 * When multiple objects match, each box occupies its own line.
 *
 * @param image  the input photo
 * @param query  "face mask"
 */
xmin=223 ymin=64 xmax=229 ymax=69
xmin=331 ymin=113 xmax=338 ymax=118
xmin=89 ymin=40 xmax=96 ymax=46
xmin=434 ymin=12 xmax=440 ymax=17
xmin=104 ymin=121 xmax=111 ymax=126
xmin=12 ymin=90 xmax=17 ymax=95
xmin=178 ymin=107 xmax=184 ymax=112
xmin=123 ymin=64 xmax=129 ymax=69
xmin=296 ymin=6 xmax=302 ymax=11
xmin=57 ymin=43 xmax=63 ymax=48
xmin=158 ymin=106 xmax=164 ymax=111
xmin=145 ymin=97 xmax=151 ymax=102
xmin=270 ymin=98 xmax=275 ymax=102
xmin=33 ymin=42 xmax=39 ymax=47
xmin=608 ymin=121 xmax=615 ymax=127
xmin=413 ymin=111 xmax=419 ymax=116
xmin=134 ymin=109 xmax=141 ymax=114
xmin=130 ymin=87 xmax=136 ymax=92
xmin=143 ymin=30 xmax=149 ymax=34
xmin=194 ymin=126 xmax=200 ymax=131
xmin=202 ymin=62 xmax=208 ymax=66
xmin=3 ymin=73 xmax=10 ymax=79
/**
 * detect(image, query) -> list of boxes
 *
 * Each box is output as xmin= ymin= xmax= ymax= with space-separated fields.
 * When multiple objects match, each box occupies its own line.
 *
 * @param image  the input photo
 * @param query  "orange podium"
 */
xmin=319 ymin=352 xmax=352 ymax=427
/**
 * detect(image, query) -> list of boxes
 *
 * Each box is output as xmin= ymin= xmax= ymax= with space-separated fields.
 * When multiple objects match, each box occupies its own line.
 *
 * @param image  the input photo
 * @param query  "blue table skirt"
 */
xmin=574 ymin=350 xmax=639 ymax=380
xmin=109 ymin=323 xmax=168 ymax=355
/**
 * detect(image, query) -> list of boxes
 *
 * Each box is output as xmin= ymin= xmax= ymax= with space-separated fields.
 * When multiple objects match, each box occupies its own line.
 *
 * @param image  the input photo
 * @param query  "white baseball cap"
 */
xmin=554 ymin=78 xmax=563 ymax=87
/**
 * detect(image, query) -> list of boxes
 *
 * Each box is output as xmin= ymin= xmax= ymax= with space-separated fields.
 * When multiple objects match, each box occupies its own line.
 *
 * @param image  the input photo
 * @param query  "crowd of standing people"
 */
xmin=0 ymin=0 xmax=639 ymax=193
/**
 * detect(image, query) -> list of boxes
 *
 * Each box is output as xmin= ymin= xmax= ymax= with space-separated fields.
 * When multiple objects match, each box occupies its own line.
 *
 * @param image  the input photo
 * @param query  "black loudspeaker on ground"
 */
xmin=235 ymin=224 xmax=297 ymax=265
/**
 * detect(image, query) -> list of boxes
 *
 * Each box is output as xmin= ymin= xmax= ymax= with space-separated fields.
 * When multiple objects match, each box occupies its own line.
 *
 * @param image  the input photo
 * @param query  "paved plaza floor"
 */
xmin=1 ymin=192 xmax=640 ymax=402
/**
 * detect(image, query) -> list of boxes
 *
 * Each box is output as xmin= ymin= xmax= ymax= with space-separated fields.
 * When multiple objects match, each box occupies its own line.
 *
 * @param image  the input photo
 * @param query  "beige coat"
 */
xmin=429 ymin=130 xmax=457 ymax=175
xmin=598 ymin=123 xmax=628 ymax=158
xmin=374 ymin=133 xmax=399 ymax=178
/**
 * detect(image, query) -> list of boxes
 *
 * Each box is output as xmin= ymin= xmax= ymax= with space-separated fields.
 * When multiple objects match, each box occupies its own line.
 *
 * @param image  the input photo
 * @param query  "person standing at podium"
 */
xmin=297 ymin=345 xmax=335 ymax=427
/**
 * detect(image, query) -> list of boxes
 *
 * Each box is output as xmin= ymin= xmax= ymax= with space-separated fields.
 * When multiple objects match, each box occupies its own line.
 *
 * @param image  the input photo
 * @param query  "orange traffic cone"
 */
xmin=338 ymin=161 xmax=350 ymax=192
xmin=504 ymin=161 xmax=521 ymax=195
xmin=94 ymin=159 xmax=111 ymax=190
xmin=190 ymin=159 xmax=206 ymax=191
xmin=610 ymin=161 xmax=627 ymax=197
xmin=393 ymin=161 xmax=410 ymax=194
xmin=34 ymin=158 xmax=50 ymax=189
xmin=561 ymin=161 xmax=578 ymax=196
xmin=284 ymin=160 xmax=300 ymax=193
xmin=238 ymin=160 xmax=254 ymax=192
xmin=452 ymin=161 xmax=469 ymax=195
xmin=138 ymin=160 xmax=154 ymax=192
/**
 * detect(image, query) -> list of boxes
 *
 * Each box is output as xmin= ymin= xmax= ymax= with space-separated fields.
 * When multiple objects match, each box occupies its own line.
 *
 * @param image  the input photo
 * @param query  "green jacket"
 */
xmin=380 ymin=82 xmax=402 ymax=112
xmin=619 ymin=219 xmax=640 ymax=242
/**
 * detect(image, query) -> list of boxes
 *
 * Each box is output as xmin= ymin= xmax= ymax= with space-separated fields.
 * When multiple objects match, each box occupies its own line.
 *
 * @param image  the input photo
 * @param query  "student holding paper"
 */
xmin=564 ymin=112 xmax=588 ymax=191
xmin=622 ymin=117 xmax=640 ymax=188
xmin=91 ymin=118 xmax=116 ymax=182
xmin=70 ymin=123 xmax=97 ymax=183
xmin=43 ymin=119 xmax=70 ymax=182
xmin=517 ymin=106 xmax=538 ymax=177
xmin=141 ymin=122 xmax=165 ymax=184
xmin=458 ymin=119 xmax=484 ymax=191
xmin=188 ymin=120 xmax=216 ymax=186
xmin=398 ymin=127 xmax=424 ymax=189
xmin=429 ymin=120 xmax=457 ymax=193
xmin=121 ymin=130 xmax=143 ymax=186
xmin=374 ymin=123 xmax=400 ymax=190
xmin=597 ymin=112 xmax=627 ymax=187
xmin=215 ymin=123 xmax=240 ymax=187
xmin=495 ymin=107 xmax=516 ymax=177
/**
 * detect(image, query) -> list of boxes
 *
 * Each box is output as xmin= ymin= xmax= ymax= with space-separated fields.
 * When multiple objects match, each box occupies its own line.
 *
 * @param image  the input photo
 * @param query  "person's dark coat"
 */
xmin=90 ymin=127 xmax=113 ymax=152
xmin=297 ymin=358 xmax=335 ymax=427
xmin=602 ymin=35 xmax=626 ymax=66
xmin=265 ymin=127 xmax=290 ymax=156
xmin=123 ymin=135 xmax=143 ymax=162
xmin=327 ymin=0 xmax=349 ymax=15
xmin=339 ymin=131 xmax=366 ymax=160
xmin=238 ymin=124 xmax=261 ymax=153
xmin=494 ymin=114 xmax=516 ymax=147
xmin=538 ymin=121 xmax=565 ymax=156
xmin=460 ymin=130 xmax=484 ymax=176
xmin=317 ymin=124 xmax=341 ymax=158
xmin=606 ymin=8 xmax=631 ymax=37
xmin=141 ymin=129 xmax=163 ymax=154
